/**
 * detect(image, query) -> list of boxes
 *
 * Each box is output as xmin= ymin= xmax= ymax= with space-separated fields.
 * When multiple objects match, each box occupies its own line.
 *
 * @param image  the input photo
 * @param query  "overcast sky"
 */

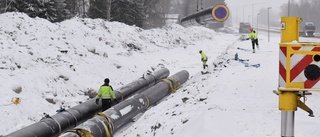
xmin=225 ymin=0 xmax=288 ymax=24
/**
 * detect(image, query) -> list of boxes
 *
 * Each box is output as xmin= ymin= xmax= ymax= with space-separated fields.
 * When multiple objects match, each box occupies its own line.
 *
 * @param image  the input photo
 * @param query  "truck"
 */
xmin=239 ymin=22 xmax=251 ymax=33
xmin=300 ymin=22 xmax=316 ymax=37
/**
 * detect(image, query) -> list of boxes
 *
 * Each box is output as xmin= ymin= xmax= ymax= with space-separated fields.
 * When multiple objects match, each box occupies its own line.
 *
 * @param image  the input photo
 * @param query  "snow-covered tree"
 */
xmin=65 ymin=0 xmax=76 ymax=16
xmin=45 ymin=0 xmax=71 ymax=22
xmin=5 ymin=0 xmax=45 ymax=17
xmin=111 ymin=0 xmax=137 ymax=25
xmin=0 ymin=0 xmax=6 ymax=13
xmin=143 ymin=0 xmax=171 ymax=28
xmin=88 ymin=0 xmax=109 ymax=19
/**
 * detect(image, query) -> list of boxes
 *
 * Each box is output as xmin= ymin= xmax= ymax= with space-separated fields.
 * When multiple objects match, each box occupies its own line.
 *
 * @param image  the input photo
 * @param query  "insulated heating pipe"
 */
xmin=59 ymin=70 xmax=189 ymax=137
xmin=180 ymin=4 xmax=229 ymax=27
xmin=6 ymin=68 xmax=170 ymax=137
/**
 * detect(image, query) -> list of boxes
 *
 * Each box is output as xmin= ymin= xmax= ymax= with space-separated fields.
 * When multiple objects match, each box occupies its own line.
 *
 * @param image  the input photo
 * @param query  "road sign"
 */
xmin=279 ymin=43 xmax=320 ymax=90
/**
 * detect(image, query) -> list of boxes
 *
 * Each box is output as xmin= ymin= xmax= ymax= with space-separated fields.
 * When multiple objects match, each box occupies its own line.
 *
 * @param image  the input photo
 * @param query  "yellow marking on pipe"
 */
xmin=167 ymin=77 xmax=181 ymax=91
xmin=97 ymin=112 xmax=114 ymax=134
xmin=97 ymin=118 xmax=112 ymax=137
xmin=61 ymin=128 xmax=94 ymax=137
xmin=161 ymin=79 xmax=175 ymax=92
xmin=143 ymin=94 xmax=150 ymax=109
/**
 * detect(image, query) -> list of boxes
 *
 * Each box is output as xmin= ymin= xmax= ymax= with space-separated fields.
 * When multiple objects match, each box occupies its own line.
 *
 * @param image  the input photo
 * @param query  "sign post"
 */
xmin=279 ymin=16 xmax=319 ymax=137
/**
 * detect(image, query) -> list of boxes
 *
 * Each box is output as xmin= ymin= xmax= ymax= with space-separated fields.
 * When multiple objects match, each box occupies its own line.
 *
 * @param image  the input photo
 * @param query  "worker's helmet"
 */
xmin=104 ymin=78 xmax=110 ymax=83
xmin=250 ymin=28 xmax=253 ymax=32
xmin=199 ymin=50 xmax=202 ymax=53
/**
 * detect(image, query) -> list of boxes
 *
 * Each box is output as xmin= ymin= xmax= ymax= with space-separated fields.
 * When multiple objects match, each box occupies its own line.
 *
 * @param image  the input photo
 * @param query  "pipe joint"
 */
xmin=62 ymin=128 xmax=94 ymax=137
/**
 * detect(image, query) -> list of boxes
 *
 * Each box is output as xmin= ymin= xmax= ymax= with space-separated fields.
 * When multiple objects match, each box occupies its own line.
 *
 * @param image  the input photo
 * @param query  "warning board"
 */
xmin=279 ymin=43 xmax=320 ymax=90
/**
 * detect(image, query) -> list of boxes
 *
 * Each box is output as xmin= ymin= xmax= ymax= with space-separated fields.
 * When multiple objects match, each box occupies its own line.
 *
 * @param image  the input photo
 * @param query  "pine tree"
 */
xmin=88 ymin=0 xmax=108 ymax=19
xmin=0 ymin=0 xmax=5 ymax=13
xmin=143 ymin=0 xmax=171 ymax=28
xmin=65 ymin=0 xmax=76 ymax=16
xmin=45 ymin=0 xmax=71 ymax=22
xmin=134 ymin=0 xmax=145 ymax=27
xmin=5 ymin=0 xmax=45 ymax=17
xmin=111 ymin=0 xmax=136 ymax=25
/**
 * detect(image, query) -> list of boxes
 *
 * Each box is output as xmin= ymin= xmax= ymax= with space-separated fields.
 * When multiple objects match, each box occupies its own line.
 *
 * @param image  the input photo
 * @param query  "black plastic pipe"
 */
xmin=5 ymin=68 xmax=170 ymax=137
xmin=59 ymin=70 xmax=189 ymax=137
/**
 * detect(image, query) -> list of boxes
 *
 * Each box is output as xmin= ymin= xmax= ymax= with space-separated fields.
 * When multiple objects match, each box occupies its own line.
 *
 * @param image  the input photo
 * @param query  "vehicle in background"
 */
xmin=300 ymin=22 xmax=316 ymax=37
xmin=239 ymin=22 xmax=251 ymax=33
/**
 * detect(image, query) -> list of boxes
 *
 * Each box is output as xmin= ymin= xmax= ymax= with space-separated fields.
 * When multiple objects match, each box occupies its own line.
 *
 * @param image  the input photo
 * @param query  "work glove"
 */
xmin=56 ymin=106 xmax=65 ymax=113
xmin=95 ymin=98 xmax=99 ymax=104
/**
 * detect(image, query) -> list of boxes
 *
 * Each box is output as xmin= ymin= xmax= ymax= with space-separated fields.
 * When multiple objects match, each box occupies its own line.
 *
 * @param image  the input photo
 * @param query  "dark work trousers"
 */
xmin=101 ymin=99 xmax=112 ymax=111
xmin=251 ymin=39 xmax=259 ymax=50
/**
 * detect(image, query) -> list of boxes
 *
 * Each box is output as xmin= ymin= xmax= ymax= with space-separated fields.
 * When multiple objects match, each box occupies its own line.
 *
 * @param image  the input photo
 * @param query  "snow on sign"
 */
xmin=279 ymin=43 xmax=320 ymax=89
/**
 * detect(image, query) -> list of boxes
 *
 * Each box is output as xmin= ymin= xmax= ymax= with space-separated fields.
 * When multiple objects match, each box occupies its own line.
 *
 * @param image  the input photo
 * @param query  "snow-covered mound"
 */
xmin=2 ymin=12 xmax=320 ymax=137
xmin=0 ymin=12 xmax=240 ymax=135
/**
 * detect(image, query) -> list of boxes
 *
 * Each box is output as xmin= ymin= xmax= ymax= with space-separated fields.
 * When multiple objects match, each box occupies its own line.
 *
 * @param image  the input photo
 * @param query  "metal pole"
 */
xmin=281 ymin=111 xmax=295 ymax=137
xmin=268 ymin=7 xmax=272 ymax=42
xmin=257 ymin=13 xmax=259 ymax=33
xmin=268 ymin=8 xmax=270 ymax=42
xmin=236 ymin=7 xmax=238 ymax=25
xmin=288 ymin=0 xmax=290 ymax=16
xmin=243 ymin=5 xmax=244 ymax=22
xmin=252 ymin=4 xmax=254 ymax=25
xmin=60 ymin=70 xmax=190 ymax=137
xmin=5 ymin=68 xmax=170 ymax=137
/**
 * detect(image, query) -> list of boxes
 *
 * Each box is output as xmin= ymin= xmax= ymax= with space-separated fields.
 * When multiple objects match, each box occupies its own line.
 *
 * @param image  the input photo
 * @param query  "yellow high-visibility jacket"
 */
xmin=98 ymin=85 xmax=115 ymax=99
xmin=201 ymin=52 xmax=208 ymax=61
xmin=249 ymin=31 xmax=258 ymax=40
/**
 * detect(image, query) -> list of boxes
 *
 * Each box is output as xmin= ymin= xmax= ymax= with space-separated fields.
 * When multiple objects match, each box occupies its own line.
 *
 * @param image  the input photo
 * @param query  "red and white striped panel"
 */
xmin=279 ymin=46 xmax=320 ymax=89
xmin=279 ymin=47 xmax=287 ymax=88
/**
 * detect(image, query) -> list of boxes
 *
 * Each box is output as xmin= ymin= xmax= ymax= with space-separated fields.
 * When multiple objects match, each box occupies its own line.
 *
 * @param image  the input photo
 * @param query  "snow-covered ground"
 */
xmin=1 ymin=12 xmax=320 ymax=137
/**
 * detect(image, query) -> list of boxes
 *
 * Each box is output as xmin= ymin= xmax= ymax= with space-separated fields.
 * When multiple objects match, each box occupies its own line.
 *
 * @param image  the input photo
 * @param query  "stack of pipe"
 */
xmin=59 ymin=70 xmax=189 ymax=137
xmin=6 ymin=68 xmax=170 ymax=137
